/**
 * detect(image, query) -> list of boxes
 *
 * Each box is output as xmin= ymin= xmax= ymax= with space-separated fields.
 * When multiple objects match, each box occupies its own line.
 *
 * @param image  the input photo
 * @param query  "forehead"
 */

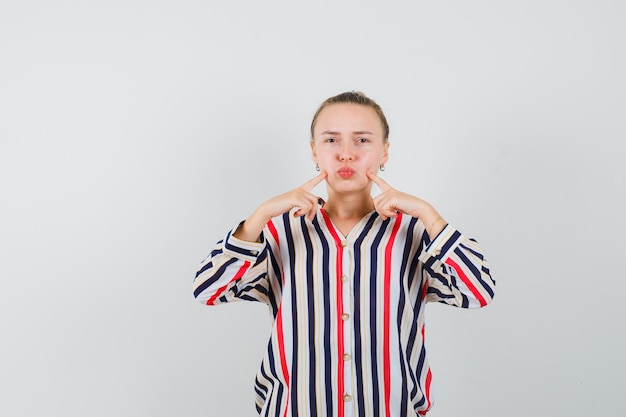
xmin=314 ymin=103 xmax=383 ymax=136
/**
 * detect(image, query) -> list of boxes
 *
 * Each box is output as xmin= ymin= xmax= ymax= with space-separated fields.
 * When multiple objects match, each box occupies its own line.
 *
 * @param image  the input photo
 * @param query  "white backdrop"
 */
xmin=1 ymin=1 xmax=624 ymax=416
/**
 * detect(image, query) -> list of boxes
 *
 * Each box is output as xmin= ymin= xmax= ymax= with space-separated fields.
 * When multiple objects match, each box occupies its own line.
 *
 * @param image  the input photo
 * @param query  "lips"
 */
xmin=337 ymin=166 xmax=356 ymax=179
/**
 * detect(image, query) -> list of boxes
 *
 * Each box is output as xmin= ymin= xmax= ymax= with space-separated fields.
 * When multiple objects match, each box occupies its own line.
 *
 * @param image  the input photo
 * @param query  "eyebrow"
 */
xmin=320 ymin=130 xmax=374 ymax=136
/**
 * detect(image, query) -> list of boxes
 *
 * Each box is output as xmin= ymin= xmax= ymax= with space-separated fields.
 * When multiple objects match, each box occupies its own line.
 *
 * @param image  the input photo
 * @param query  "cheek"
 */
xmin=316 ymin=153 xmax=333 ymax=167
xmin=360 ymin=152 xmax=382 ymax=169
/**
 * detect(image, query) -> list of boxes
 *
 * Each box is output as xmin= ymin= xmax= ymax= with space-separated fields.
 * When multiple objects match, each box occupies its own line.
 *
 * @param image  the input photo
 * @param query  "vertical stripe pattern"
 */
xmin=194 ymin=209 xmax=495 ymax=416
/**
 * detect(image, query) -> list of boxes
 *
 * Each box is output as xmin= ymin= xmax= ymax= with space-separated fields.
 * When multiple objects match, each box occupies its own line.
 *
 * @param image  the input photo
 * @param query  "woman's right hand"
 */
xmin=233 ymin=171 xmax=327 ymax=242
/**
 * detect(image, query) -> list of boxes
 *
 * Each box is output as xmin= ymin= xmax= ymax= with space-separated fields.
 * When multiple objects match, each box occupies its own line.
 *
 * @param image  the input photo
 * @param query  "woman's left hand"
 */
xmin=367 ymin=171 xmax=446 ymax=237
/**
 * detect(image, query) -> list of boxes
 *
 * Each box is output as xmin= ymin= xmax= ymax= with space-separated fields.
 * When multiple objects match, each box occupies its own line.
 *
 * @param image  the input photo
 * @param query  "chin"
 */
xmin=328 ymin=178 xmax=370 ymax=194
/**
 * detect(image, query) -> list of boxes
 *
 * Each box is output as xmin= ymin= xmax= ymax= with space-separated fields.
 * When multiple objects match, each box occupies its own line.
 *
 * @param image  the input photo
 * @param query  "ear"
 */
xmin=310 ymin=141 xmax=317 ymax=164
xmin=381 ymin=141 xmax=390 ymax=165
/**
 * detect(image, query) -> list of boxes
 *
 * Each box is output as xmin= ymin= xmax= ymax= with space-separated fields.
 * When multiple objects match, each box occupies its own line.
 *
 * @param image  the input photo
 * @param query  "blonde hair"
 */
xmin=310 ymin=91 xmax=389 ymax=142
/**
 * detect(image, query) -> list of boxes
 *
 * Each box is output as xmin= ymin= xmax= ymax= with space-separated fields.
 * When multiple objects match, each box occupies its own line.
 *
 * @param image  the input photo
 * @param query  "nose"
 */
xmin=339 ymin=141 xmax=355 ymax=161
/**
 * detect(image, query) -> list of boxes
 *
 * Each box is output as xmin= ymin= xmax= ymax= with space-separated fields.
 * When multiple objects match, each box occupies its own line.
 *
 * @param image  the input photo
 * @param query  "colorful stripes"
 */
xmin=444 ymin=257 xmax=488 ymax=307
xmin=320 ymin=209 xmax=346 ymax=417
xmin=205 ymin=260 xmax=251 ymax=305
xmin=383 ymin=213 xmax=402 ymax=417
xmin=193 ymin=211 xmax=495 ymax=416
xmin=275 ymin=305 xmax=290 ymax=417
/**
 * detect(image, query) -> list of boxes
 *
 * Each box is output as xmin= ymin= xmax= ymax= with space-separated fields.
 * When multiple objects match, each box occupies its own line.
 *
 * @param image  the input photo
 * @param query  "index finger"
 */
xmin=300 ymin=170 xmax=327 ymax=191
xmin=367 ymin=170 xmax=391 ymax=192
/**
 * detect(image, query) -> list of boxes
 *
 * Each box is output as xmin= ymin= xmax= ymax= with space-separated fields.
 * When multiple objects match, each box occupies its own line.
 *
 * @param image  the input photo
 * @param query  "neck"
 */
xmin=323 ymin=188 xmax=374 ymax=220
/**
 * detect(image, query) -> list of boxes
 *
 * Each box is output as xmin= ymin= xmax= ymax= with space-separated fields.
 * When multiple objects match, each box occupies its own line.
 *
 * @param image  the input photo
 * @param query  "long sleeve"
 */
xmin=418 ymin=224 xmax=495 ymax=308
xmin=193 ymin=224 xmax=271 ymax=306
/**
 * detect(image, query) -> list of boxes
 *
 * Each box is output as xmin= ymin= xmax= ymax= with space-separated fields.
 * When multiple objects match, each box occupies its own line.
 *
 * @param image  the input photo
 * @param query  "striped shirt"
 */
xmin=194 ymin=208 xmax=495 ymax=417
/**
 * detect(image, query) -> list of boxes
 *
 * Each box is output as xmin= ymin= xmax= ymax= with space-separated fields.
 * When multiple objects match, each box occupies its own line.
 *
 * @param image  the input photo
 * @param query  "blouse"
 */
xmin=193 ymin=207 xmax=495 ymax=417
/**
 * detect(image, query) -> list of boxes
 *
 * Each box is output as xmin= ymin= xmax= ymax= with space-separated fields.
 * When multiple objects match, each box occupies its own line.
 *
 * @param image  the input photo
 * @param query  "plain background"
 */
xmin=1 ymin=1 xmax=624 ymax=416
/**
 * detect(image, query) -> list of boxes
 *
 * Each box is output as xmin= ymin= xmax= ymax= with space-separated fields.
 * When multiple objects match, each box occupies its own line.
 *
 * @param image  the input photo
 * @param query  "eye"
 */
xmin=356 ymin=137 xmax=369 ymax=143
xmin=325 ymin=137 xmax=337 ymax=143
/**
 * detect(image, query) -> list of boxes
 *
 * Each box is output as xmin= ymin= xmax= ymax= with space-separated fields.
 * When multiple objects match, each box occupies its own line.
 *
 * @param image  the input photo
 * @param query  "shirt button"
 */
xmin=343 ymin=353 xmax=351 ymax=361
xmin=341 ymin=276 xmax=348 ymax=283
xmin=341 ymin=313 xmax=350 ymax=321
xmin=340 ymin=240 xmax=347 ymax=247
xmin=250 ymin=250 xmax=258 ymax=256
xmin=343 ymin=394 xmax=352 ymax=402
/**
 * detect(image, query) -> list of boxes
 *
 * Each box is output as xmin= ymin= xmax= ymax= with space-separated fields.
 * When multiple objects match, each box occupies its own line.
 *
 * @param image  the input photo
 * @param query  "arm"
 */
xmin=194 ymin=172 xmax=327 ymax=306
xmin=366 ymin=171 xmax=495 ymax=308
xmin=193 ymin=225 xmax=270 ymax=306
xmin=419 ymin=225 xmax=495 ymax=308
xmin=233 ymin=171 xmax=327 ymax=241
xmin=367 ymin=171 xmax=446 ymax=240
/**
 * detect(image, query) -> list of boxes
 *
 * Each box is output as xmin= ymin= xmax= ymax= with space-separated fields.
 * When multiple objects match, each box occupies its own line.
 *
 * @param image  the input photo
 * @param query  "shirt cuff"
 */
xmin=223 ymin=222 xmax=266 ymax=261
xmin=418 ymin=224 xmax=464 ymax=269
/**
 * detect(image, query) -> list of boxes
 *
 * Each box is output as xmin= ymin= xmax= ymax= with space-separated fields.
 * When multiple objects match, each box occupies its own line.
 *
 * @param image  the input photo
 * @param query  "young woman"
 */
xmin=194 ymin=91 xmax=495 ymax=417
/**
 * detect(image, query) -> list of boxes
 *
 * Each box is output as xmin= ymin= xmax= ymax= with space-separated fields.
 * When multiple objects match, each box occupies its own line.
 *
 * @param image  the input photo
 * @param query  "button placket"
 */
xmin=340 ymin=239 xmax=354 ymax=416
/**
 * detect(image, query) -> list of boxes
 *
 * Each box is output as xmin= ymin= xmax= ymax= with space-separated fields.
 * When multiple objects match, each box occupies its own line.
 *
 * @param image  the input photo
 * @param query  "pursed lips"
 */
xmin=337 ymin=166 xmax=356 ymax=178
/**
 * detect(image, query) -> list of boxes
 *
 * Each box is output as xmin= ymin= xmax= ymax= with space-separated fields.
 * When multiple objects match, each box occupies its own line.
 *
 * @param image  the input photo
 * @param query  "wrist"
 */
xmin=234 ymin=210 xmax=270 ymax=242
xmin=427 ymin=216 xmax=446 ymax=238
